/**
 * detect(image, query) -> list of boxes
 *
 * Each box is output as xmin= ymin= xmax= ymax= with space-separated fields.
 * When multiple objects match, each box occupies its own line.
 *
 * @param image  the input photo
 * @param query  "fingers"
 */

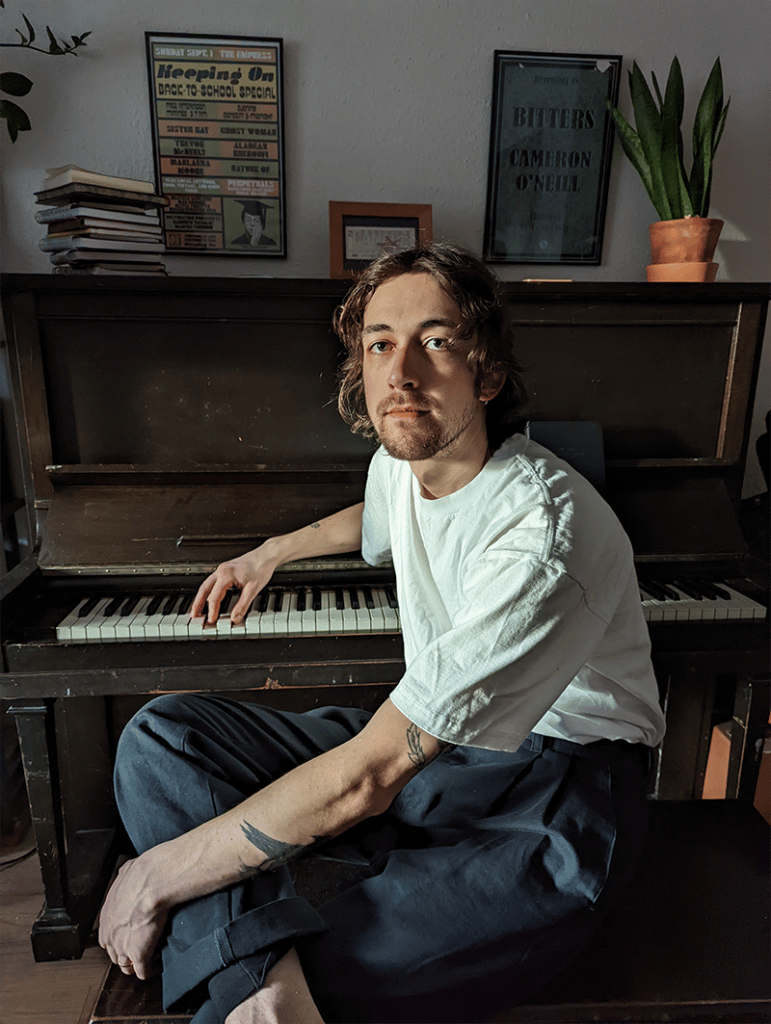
xmin=191 ymin=573 xmax=231 ymax=624
xmin=230 ymin=583 xmax=259 ymax=625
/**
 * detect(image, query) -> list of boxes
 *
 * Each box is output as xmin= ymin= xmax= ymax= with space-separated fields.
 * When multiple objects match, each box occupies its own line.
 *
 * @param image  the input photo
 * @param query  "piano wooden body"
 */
xmin=1 ymin=276 xmax=768 ymax=962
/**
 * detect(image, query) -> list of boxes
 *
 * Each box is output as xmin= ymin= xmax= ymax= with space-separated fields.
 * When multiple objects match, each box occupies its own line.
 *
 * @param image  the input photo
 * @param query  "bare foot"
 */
xmin=224 ymin=947 xmax=324 ymax=1024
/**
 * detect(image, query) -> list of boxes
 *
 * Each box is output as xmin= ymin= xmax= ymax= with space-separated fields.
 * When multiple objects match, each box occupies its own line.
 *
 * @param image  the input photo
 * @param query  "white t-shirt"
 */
xmin=361 ymin=435 xmax=666 ymax=753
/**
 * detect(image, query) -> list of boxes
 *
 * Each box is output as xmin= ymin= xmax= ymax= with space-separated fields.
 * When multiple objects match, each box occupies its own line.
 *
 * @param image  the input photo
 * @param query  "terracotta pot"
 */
xmin=649 ymin=217 xmax=724 ymax=265
xmin=646 ymin=261 xmax=718 ymax=283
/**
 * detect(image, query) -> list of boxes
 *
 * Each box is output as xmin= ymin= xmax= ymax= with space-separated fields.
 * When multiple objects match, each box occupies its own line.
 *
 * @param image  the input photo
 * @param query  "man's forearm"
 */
xmin=261 ymin=501 xmax=364 ymax=567
xmin=140 ymin=698 xmax=417 ymax=912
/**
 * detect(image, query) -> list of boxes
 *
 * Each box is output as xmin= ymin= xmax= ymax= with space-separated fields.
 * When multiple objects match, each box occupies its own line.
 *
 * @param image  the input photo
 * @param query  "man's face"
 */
xmin=361 ymin=272 xmax=489 ymax=462
xmin=243 ymin=211 xmax=262 ymax=242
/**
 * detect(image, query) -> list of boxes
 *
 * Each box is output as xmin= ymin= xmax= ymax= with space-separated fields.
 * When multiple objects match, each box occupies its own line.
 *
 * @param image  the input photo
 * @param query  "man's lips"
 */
xmin=386 ymin=408 xmax=429 ymax=419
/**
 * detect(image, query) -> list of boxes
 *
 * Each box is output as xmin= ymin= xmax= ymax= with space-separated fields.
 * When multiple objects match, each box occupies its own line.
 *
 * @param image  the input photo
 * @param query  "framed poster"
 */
xmin=484 ymin=51 xmax=621 ymax=265
xmin=145 ymin=32 xmax=286 ymax=257
xmin=329 ymin=201 xmax=432 ymax=278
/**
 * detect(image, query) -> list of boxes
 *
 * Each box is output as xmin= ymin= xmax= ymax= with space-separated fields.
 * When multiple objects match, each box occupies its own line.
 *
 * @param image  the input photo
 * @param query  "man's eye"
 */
xmin=425 ymin=337 xmax=449 ymax=350
xmin=368 ymin=340 xmax=390 ymax=353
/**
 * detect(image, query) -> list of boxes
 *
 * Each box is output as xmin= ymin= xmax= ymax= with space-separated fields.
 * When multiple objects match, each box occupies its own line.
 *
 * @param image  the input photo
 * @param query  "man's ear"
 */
xmin=479 ymin=368 xmax=506 ymax=403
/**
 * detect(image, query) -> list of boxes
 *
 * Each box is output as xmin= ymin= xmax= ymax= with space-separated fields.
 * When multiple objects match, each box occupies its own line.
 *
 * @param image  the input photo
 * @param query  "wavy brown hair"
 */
xmin=333 ymin=242 xmax=529 ymax=452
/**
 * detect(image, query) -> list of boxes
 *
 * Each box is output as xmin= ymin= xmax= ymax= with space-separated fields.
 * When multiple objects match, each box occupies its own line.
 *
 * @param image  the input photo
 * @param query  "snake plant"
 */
xmin=608 ymin=57 xmax=729 ymax=221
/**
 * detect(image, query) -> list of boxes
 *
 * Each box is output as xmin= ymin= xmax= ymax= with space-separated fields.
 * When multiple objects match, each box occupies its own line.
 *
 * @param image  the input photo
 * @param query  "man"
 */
xmin=231 ymin=199 xmax=278 ymax=247
xmin=99 ymin=243 xmax=665 ymax=1024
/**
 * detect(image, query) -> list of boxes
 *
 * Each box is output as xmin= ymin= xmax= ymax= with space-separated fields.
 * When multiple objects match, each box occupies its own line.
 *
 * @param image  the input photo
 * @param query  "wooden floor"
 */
xmin=0 ymin=832 xmax=110 ymax=1024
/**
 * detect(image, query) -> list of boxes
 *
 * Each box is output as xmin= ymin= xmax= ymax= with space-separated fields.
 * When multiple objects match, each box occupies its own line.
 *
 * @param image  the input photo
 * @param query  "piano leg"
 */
xmin=7 ymin=696 xmax=118 ymax=961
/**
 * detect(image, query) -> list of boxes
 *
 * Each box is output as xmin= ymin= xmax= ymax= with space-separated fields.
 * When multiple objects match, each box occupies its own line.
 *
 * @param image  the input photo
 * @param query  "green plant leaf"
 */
xmin=22 ymin=13 xmax=36 ymax=44
xmin=607 ymin=103 xmax=662 ymax=215
xmin=1 ymin=98 xmax=32 ymax=142
xmin=628 ymin=61 xmax=672 ymax=219
xmin=691 ymin=58 xmax=725 ymax=216
xmin=712 ymin=98 xmax=729 ymax=155
xmin=651 ymin=70 xmax=664 ymax=110
xmin=0 ymin=72 xmax=33 ymax=97
xmin=660 ymin=57 xmax=692 ymax=218
xmin=46 ymin=26 xmax=65 ymax=54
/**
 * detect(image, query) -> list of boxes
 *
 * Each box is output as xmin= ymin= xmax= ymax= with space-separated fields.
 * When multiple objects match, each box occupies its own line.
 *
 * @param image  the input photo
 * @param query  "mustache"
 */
xmin=376 ymin=394 xmax=437 ymax=416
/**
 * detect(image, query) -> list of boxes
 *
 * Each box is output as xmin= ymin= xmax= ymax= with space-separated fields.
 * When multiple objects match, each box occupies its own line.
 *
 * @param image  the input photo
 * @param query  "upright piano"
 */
xmin=1 ymin=276 xmax=768 ymax=961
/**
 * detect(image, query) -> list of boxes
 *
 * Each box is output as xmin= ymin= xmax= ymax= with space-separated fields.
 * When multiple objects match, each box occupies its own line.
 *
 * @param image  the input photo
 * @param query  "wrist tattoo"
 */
xmin=240 ymin=821 xmax=327 ymax=871
xmin=310 ymin=522 xmax=321 ymax=529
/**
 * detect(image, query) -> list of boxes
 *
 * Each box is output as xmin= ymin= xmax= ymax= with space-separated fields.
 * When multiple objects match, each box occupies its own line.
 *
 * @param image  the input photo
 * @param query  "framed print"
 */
xmin=329 ymin=202 xmax=432 ymax=278
xmin=145 ymin=33 xmax=286 ymax=257
xmin=484 ymin=51 xmax=621 ymax=265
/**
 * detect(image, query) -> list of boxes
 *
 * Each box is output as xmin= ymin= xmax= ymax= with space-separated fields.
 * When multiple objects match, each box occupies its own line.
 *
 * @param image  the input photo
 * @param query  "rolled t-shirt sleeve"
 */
xmin=389 ymin=552 xmax=617 ymax=752
xmin=361 ymin=448 xmax=393 ymax=566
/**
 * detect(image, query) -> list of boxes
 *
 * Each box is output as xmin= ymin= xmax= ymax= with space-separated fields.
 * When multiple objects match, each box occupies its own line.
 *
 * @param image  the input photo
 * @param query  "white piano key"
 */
xmin=300 ymin=590 xmax=317 ymax=634
xmin=285 ymin=590 xmax=304 ymax=633
xmin=140 ymin=598 xmax=167 ymax=634
xmin=721 ymin=584 xmax=767 ymax=619
xmin=123 ymin=596 xmax=156 ymax=639
xmin=367 ymin=589 xmax=389 ymax=632
xmin=341 ymin=590 xmax=359 ymax=633
xmin=56 ymin=597 xmax=104 ymax=641
xmin=328 ymin=590 xmax=345 ymax=633
xmin=313 ymin=590 xmax=333 ymax=633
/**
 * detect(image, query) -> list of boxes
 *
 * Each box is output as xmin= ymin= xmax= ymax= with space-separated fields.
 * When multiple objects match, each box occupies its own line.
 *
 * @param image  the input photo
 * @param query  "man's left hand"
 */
xmin=98 ymin=855 xmax=169 ymax=980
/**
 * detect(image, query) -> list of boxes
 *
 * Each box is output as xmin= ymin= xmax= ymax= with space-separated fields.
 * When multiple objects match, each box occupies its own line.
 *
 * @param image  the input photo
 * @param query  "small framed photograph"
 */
xmin=484 ymin=50 xmax=621 ymax=265
xmin=329 ymin=202 xmax=432 ymax=278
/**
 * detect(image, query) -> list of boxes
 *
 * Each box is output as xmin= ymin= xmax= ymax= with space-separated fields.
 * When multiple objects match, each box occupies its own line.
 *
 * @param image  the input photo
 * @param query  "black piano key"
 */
xmin=220 ymin=591 xmax=235 ymax=615
xmin=335 ymin=588 xmax=345 ymax=610
xmin=104 ymin=596 xmax=124 ymax=617
xmin=639 ymin=581 xmax=668 ymax=601
xmin=161 ymin=594 xmax=181 ymax=615
xmin=673 ymin=580 xmax=704 ymax=600
xmin=120 ymin=596 xmax=141 ymax=617
xmin=349 ymin=588 xmax=360 ymax=609
xmin=273 ymin=591 xmax=284 ymax=612
xmin=146 ymin=594 xmax=164 ymax=616
xmin=77 ymin=596 xmax=100 ymax=617
xmin=296 ymin=588 xmax=307 ymax=612
xmin=257 ymin=590 xmax=270 ymax=613
xmin=362 ymin=586 xmax=375 ymax=609
xmin=385 ymin=586 xmax=399 ymax=608
xmin=311 ymin=587 xmax=322 ymax=611
xmin=712 ymin=583 xmax=732 ymax=600
xmin=178 ymin=595 xmax=193 ymax=615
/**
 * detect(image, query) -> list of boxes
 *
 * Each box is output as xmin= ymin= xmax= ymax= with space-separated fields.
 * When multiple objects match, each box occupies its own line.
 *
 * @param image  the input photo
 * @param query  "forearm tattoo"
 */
xmin=310 ymin=522 xmax=321 ymax=529
xmin=406 ymin=724 xmax=455 ymax=772
xmin=239 ymin=821 xmax=327 ymax=874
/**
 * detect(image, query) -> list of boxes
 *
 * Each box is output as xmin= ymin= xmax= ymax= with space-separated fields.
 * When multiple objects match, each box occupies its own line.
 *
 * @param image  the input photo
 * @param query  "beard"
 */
xmin=373 ymin=394 xmax=480 ymax=462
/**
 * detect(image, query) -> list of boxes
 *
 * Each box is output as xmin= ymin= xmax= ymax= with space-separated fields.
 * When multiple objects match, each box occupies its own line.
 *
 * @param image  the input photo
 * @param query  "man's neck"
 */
xmin=409 ymin=427 xmax=491 ymax=500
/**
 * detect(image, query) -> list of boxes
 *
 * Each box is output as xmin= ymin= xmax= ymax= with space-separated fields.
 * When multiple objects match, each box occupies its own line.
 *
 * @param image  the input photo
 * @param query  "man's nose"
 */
xmin=388 ymin=345 xmax=420 ymax=390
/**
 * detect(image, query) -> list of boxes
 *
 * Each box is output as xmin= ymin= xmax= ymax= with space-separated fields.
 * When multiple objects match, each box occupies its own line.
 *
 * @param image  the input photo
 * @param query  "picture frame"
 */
xmin=145 ymin=32 xmax=286 ymax=257
xmin=329 ymin=201 xmax=432 ymax=278
xmin=483 ymin=50 xmax=622 ymax=265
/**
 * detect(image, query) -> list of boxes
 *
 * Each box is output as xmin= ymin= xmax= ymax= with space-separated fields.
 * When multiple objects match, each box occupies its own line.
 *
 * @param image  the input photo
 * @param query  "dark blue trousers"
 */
xmin=114 ymin=694 xmax=650 ymax=1023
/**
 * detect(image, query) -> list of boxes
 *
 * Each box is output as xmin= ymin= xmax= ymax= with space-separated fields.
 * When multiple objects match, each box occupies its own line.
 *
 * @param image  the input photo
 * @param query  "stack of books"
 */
xmin=35 ymin=166 xmax=168 ymax=275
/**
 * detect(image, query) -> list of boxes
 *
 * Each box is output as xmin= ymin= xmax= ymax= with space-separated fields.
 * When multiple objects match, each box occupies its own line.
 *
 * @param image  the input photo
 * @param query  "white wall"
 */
xmin=1 ymin=0 xmax=769 ymax=489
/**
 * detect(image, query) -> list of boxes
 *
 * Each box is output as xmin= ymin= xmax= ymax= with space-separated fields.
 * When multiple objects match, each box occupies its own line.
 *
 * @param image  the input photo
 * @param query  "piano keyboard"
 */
xmin=55 ymin=585 xmax=401 ymax=642
xmin=53 ymin=577 xmax=766 ymax=643
xmin=638 ymin=579 xmax=766 ymax=622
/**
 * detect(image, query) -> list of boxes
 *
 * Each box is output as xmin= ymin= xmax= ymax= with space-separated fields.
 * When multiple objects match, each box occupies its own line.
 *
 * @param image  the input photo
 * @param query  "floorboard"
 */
xmin=0 ymin=836 xmax=110 ymax=1024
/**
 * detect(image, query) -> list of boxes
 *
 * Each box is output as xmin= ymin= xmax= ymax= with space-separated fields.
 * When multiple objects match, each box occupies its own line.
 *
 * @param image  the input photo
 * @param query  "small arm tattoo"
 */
xmin=406 ymin=724 xmax=455 ymax=772
xmin=310 ymin=522 xmax=321 ymax=529
xmin=240 ymin=821 xmax=327 ymax=872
